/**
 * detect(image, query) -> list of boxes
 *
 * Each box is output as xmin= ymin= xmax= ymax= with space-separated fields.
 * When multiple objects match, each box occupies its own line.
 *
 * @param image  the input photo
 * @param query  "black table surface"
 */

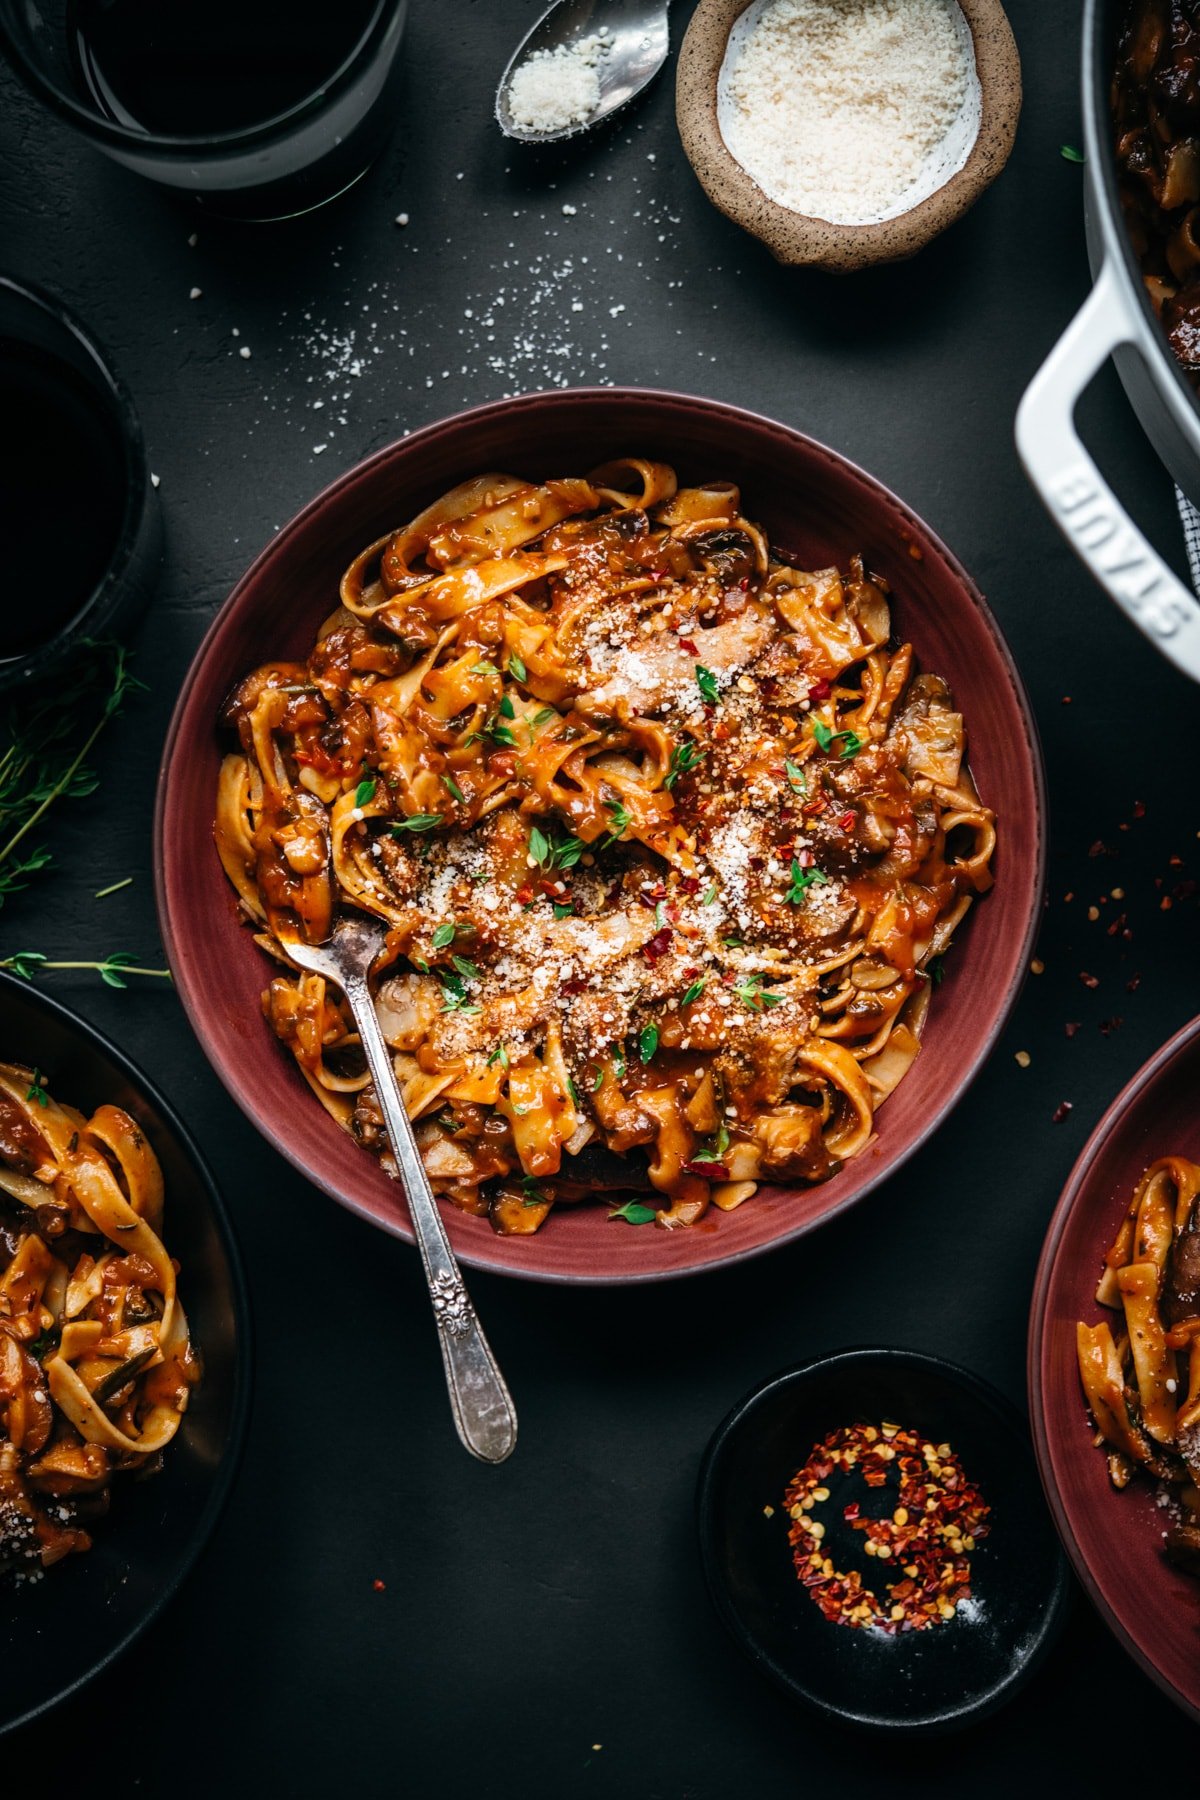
xmin=3 ymin=2 xmax=1199 ymax=1791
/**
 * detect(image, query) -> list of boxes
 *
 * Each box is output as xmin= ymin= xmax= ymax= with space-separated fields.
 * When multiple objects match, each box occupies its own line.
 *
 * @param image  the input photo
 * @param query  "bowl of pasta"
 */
xmin=0 ymin=972 xmax=251 ymax=1734
xmin=1029 ymin=1014 xmax=1200 ymax=1726
xmin=156 ymin=386 xmax=1044 ymax=1283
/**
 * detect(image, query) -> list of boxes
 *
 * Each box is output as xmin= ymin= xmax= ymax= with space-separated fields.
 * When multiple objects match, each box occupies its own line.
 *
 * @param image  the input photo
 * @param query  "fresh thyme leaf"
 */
xmin=604 ymin=797 xmax=631 ymax=843
xmin=552 ymin=901 xmax=574 ymax=919
xmin=26 ymin=1331 xmax=58 ymax=1361
xmin=734 ymin=971 xmax=784 ymax=1011
xmin=520 ymin=1174 xmax=548 ymax=1207
xmin=638 ymin=1022 xmax=659 ymax=1063
xmin=784 ymin=758 xmax=808 ymax=795
xmin=431 ymin=923 xmax=457 ymax=950
xmin=472 ymin=659 xmax=500 ymax=676
xmin=785 ymin=861 xmax=830 ymax=906
xmin=695 ymin=664 xmax=721 ymax=707
xmin=655 ymin=900 xmax=667 ymax=929
xmin=925 ymin=956 xmax=946 ymax=985
xmin=0 ymin=641 xmax=144 ymax=909
xmin=702 ymin=883 xmax=718 ymax=906
xmin=2 ymin=951 xmax=46 ymax=981
xmin=488 ymin=718 xmax=517 ymax=747
xmin=1061 ymin=144 xmax=1085 ymax=164
xmin=554 ymin=836 xmax=583 ymax=870
xmin=592 ymin=1066 xmax=605 ymax=1091
xmin=441 ymin=774 xmax=466 ymax=805
xmin=355 ymin=777 xmax=377 ymax=808
xmin=812 ymin=721 xmax=863 ymax=760
xmin=567 ymin=1075 xmax=581 ymax=1106
xmin=680 ymin=978 xmax=706 ymax=1007
xmin=498 ymin=694 xmax=516 ymax=720
xmin=25 ymin=1067 xmax=48 ymax=1107
xmin=507 ymin=652 xmax=527 ymax=682
xmin=528 ymin=825 xmax=550 ymax=868
xmin=664 ymin=739 xmax=706 ymax=791
xmin=487 ymin=1043 xmax=510 ymax=1069
xmin=451 ymin=955 xmax=479 ymax=980
xmin=608 ymin=1199 xmax=657 ymax=1225
xmin=530 ymin=706 xmax=556 ymax=728
xmin=613 ymin=1047 xmax=627 ymax=1079
xmin=391 ymin=813 xmax=443 ymax=834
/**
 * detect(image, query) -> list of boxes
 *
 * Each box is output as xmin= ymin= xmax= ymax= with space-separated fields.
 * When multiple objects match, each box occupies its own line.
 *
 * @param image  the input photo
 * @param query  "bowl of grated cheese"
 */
xmin=676 ymin=0 xmax=1021 ymax=272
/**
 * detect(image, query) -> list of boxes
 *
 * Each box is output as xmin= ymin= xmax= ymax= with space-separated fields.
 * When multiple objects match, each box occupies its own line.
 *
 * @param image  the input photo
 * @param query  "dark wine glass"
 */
xmin=0 ymin=0 xmax=408 ymax=220
xmin=0 ymin=275 xmax=161 ymax=694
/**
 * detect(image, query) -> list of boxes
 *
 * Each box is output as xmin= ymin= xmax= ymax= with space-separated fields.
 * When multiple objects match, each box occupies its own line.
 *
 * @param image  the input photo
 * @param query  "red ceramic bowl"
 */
xmin=155 ymin=387 xmax=1045 ymax=1284
xmin=1029 ymin=1016 xmax=1200 ymax=1724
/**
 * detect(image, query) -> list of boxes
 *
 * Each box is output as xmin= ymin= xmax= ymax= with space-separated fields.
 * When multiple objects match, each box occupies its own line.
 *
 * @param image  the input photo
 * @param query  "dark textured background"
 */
xmin=2 ymin=1 xmax=1199 ymax=1789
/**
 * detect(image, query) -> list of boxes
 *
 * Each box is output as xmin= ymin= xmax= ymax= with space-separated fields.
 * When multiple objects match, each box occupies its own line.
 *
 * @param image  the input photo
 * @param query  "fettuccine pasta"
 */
xmin=216 ymin=459 xmax=994 ymax=1235
xmin=1077 ymin=1155 xmax=1200 ymax=1575
xmin=0 ymin=1065 xmax=199 ymax=1578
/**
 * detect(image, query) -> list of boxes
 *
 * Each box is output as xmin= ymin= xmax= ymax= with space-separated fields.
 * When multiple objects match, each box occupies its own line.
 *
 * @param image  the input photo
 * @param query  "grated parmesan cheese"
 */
xmin=507 ymin=29 xmax=614 ymax=136
xmin=716 ymin=0 xmax=980 ymax=226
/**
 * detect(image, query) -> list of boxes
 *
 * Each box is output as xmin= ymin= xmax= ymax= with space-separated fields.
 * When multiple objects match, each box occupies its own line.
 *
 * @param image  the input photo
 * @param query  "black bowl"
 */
xmin=0 ymin=972 xmax=251 ymax=1734
xmin=696 ymin=1348 xmax=1069 ymax=1734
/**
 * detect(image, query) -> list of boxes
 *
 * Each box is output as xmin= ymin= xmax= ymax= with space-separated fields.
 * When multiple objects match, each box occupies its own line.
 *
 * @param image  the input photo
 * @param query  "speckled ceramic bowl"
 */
xmin=676 ymin=0 xmax=1022 ymax=272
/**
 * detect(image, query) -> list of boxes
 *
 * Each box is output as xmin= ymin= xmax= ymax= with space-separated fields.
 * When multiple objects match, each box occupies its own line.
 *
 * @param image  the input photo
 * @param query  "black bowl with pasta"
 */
xmin=0 ymin=972 xmax=251 ymax=1735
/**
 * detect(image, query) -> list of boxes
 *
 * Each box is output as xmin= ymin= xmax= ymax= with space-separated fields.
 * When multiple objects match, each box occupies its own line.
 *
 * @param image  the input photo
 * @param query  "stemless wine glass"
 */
xmin=0 ymin=0 xmax=408 ymax=220
xmin=0 ymin=275 xmax=160 ymax=694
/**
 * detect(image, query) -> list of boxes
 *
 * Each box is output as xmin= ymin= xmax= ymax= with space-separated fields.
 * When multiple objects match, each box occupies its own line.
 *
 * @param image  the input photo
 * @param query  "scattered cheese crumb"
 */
xmin=189 ymin=286 xmax=202 ymax=300
xmin=150 ymin=472 xmax=160 ymax=488
xmin=1015 ymin=1050 xmax=1031 ymax=1069
xmin=239 ymin=345 xmax=252 ymax=359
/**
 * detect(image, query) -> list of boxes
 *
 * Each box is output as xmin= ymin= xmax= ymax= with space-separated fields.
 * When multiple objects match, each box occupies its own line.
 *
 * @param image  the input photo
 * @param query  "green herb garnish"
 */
xmin=638 ymin=1023 xmax=659 ymax=1063
xmin=664 ymin=739 xmax=706 ymax=791
xmin=355 ymin=777 xmax=377 ymax=808
xmin=784 ymin=758 xmax=808 ymax=795
xmin=812 ymin=721 xmax=863 ymax=760
xmin=25 ymin=1068 xmax=48 ymax=1107
xmin=487 ymin=1043 xmax=510 ymax=1069
xmin=608 ymin=1199 xmax=657 ymax=1225
xmin=391 ymin=813 xmax=444 ymax=834
xmin=1061 ymin=144 xmax=1085 ymax=164
xmin=695 ymin=664 xmax=721 ymax=708
xmin=431 ymin=923 xmax=457 ymax=950
xmin=733 ymin=971 xmax=784 ymax=1011
xmin=680 ymin=978 xmax=706 ymax=1008
xmin=507 ymin=652 xmax=527 ymax=682
xmin=441 ymin=774 xmax=466 ymax=805
xmin=785 ymin=861 xmax=830 ymax=906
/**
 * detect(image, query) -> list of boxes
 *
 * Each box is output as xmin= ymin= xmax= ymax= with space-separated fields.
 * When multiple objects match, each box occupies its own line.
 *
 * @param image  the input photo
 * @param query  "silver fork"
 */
xmin=285 ymin=914 xmax=517 ymax=1464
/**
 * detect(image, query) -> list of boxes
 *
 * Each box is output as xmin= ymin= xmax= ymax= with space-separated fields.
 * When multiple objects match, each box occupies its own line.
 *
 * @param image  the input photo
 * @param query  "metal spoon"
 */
xmin=496 ymin=0 xmax=671 ymax=145
xmin=284 ymin=914 xmax=517 ymax=1465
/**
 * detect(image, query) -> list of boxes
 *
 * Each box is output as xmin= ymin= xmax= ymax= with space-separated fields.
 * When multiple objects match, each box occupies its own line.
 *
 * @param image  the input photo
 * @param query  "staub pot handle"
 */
xmin=1016 ymin=258 xmax=1200 ymax=684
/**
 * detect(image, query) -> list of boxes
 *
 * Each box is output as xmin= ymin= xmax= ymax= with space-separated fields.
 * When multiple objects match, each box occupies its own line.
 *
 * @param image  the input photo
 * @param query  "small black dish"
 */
xmin=0 ymin=972 xmax=252 ymax=1736
xmin=696 ymin=1348 xmax=1069 ymax=1735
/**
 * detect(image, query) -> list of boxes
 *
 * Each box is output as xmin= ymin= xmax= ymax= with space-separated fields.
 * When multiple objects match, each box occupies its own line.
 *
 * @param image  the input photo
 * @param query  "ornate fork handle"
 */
xmin=336 ymin=954 xmax=517 ymax=1464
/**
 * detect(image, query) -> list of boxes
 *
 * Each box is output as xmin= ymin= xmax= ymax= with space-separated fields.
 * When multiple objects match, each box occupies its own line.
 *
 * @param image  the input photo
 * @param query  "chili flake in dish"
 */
xmin=784 ymin=1420 xmax=991 ymax=1632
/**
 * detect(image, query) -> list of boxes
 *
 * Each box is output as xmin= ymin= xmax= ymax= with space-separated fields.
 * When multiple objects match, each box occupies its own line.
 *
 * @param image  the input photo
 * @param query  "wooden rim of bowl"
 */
xmin=676 ymin=0 xmax=1022 ymax=272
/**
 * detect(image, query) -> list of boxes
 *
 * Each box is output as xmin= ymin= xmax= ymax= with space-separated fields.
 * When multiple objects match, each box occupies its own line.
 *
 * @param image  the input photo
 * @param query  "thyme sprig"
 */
xmin=0 ymin=644 xmax=143 ymax=908
xmin=0 ymin=951 xmax=172 ymax=988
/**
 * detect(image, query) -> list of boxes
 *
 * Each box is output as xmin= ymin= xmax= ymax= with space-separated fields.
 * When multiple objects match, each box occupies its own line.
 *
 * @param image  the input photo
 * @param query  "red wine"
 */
xmin=69 ymin=0 xmax=383 ymax=138
xmin=0 ymin=339 xmax=126 ymax=660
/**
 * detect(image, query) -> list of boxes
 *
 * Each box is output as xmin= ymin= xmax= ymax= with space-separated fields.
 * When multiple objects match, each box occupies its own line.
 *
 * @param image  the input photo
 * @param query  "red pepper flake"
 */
xmin=1127 ymin=974 xmax=1142 ymax=993
xmin=561 ymin=976 xmax=587 ymax=996
xmin=761 ymin=676 xmax=780 ymax=699
xmin=679 ymin=875 xmax=701 ymax=895
xmin=680 ymin=1160 xmax=729 ymax=1179
xmin=1088 ymin=840 xmax=1110 ymax=859
xmin=677 ymin=635 xmax=698 ymax=655
xmin=372 ymin=1578 xmax=386 ymax=1592
xmin=838 ymin=811 xmax=856 ymax=832
xmin=808 ymin=678 xmax=832 ymax=703
xmin=1133 ymin=800 xmax=1146 ymax=818
xmin=1062 ymin=695 xmax=1072 ymax=705
xmin=642 ymin=926 xmax=673 ymax=963
xmin=794 ymin=847 xmax=814 ymax=868
xmin=1065 ymin=1021 xmax=1081 ymax=1038
xmin=1052 ymin=1101 xmax=1073 ymax=1123
xmin=1098 ymin=1017 xmax=1123 ymax=1036
xmin=1161 ymin=897 xmax=1173 ymax=911
xmin=515 ymin=885 xmax=534 ymax=905
xmin=1079 ymin=971 xmax=1099 ymax=989
xmin=782 ymin=1422 xmax=989 ymax=1634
